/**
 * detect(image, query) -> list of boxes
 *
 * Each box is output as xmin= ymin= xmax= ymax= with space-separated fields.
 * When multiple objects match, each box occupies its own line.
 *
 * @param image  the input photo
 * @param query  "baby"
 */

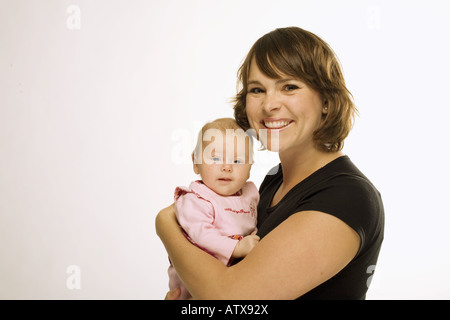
xmin=168 ymin=118 xmax=260 ymax=300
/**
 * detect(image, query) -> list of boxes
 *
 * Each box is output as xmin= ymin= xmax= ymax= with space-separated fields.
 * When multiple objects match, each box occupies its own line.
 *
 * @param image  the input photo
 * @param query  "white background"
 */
xmin=1 ymin=0 xmax=449 ymax=299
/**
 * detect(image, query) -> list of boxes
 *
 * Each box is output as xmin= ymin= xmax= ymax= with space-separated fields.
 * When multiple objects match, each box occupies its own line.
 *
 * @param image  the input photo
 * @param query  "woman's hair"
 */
xmin=233 ymin=27 xmax=357 ymax=152
xmin=192 ymin=118 xmax=254 ymax=164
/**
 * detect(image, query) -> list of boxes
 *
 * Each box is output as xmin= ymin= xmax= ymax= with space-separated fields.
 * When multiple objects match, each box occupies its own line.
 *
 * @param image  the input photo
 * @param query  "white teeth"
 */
xmin=264 ymin=120 xmax=291 ymax=129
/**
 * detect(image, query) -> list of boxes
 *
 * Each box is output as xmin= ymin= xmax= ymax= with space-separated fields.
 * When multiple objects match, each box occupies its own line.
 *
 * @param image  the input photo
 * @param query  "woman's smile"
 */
xmin=261 ymin=118 xmax=294 ymax=130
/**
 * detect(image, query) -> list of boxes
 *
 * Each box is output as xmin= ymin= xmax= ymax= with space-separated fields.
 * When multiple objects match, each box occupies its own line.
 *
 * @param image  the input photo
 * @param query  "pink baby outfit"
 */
xmin=168 ymin=180 xmax=259 ymax=300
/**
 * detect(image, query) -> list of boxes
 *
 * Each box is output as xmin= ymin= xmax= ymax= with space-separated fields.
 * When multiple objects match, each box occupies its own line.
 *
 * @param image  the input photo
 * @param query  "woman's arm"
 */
xmin=156 ymin=204 xmax=360 ymax=299
xmin=156 ymin=204 xmax=228 ymax=297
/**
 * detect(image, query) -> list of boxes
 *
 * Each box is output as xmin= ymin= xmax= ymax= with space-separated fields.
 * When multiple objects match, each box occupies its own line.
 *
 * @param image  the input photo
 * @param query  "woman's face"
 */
xmin=245 ymin=59 xmax=327 ymax=154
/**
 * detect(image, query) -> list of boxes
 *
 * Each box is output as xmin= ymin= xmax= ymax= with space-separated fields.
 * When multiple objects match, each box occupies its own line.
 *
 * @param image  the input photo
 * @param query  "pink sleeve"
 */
xmin=246 ymin=181 xmax=260 ymax=202
xmin=175 ymin=193 xmax=238 ymax=264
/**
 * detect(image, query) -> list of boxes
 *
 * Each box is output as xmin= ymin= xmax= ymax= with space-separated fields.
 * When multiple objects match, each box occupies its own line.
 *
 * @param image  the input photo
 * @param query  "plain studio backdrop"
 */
xmin=1 ymin=0 xmax=449 ymax=299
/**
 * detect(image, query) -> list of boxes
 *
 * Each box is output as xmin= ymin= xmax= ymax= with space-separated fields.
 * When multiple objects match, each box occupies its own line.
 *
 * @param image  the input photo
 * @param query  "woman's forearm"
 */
xmin=157 ymin=205 xmax=361 ymax=300
xmin=155 ymin=204 xmax=229 ymax=299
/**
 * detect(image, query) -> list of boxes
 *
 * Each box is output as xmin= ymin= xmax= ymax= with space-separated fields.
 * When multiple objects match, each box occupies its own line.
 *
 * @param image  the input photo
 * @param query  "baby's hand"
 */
xmin=231 ymin=233 xmax=260 ymax=259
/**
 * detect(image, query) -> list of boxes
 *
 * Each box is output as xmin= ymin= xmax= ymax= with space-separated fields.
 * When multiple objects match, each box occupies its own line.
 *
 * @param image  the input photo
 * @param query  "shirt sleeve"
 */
xmin=174 ymin=192 xmax=239 ymax=264
xmin=297 ymin=175 xmax=382 ymax=252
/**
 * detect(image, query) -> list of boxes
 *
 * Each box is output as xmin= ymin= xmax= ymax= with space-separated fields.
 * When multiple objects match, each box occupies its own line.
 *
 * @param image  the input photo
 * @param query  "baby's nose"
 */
xmin=221 ymin=163 xmax=232 ymax=172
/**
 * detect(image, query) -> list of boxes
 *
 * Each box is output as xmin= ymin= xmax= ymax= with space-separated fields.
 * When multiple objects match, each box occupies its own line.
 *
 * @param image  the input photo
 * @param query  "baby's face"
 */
xmin=194 ymin=132 xmax=252 ymax=196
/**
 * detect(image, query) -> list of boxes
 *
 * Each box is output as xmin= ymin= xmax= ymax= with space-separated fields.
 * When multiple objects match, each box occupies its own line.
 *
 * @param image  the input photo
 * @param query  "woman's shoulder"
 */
xmin=287 ymin=156 xmax=383 ymax=239
xmin=304 ymin=156 xmax=382 ymax=212
xmin=300 ymin=157 xmax=384 ymax=249
xmin=321 ymin=156 xmax=382 ymax=208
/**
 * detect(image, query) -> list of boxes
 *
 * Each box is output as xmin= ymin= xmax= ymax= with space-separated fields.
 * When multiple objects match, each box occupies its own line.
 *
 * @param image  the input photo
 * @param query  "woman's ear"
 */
xmin=322 ymin=99 xmax=329 ymax=114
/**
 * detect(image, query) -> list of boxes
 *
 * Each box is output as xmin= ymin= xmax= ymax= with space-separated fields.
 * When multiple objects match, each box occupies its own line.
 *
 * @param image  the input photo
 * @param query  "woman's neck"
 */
xmin=278 ymin=147 xmax=344 ymax=191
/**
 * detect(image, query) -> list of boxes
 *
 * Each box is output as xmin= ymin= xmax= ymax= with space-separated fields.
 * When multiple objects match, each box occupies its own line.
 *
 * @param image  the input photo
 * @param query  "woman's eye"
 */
xmin=284 ymin=84 xmax=299 ymax=91
xmin=248 ymin=87 xmax=264 ymax=94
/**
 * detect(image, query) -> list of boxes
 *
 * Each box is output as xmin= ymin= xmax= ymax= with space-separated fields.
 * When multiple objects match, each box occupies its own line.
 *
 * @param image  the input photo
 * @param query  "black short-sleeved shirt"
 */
xmin=256 ymin=155 xmax=384 ymax=300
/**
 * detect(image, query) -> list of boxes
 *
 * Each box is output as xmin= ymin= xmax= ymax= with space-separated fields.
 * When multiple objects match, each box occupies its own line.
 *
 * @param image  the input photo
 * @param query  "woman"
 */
xmin=156 ymin=27 xmax=384 ymax=299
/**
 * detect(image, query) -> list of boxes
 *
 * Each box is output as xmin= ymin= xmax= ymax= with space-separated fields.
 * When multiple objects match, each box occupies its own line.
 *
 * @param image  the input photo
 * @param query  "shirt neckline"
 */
xmin=267 ymin=155 xmax=349 ymax=211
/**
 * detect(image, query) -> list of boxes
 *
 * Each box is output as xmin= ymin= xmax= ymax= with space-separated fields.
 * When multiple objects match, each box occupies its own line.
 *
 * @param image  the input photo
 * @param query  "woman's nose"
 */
xmin=263 ymin=91 xmax=281 ymax=113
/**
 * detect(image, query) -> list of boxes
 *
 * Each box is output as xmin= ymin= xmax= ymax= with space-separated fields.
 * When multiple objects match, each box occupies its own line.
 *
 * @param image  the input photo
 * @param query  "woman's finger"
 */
xmin=164 ymin=287 xmax=181 ymax=300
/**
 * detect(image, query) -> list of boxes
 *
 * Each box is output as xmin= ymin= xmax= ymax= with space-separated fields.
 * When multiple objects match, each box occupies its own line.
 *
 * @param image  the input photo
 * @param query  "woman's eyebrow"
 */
xmin=275 ymin=78 xmax=297 ymax=84
xmin=247 ymin=78 xmax=298 ymax=86
xmin=247 ymin=80 xmax=261 ymax=86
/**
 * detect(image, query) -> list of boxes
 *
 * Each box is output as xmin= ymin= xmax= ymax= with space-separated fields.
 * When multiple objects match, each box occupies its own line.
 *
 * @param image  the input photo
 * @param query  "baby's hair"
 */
xmin=192 ymin=118 xmax=254 ymax=164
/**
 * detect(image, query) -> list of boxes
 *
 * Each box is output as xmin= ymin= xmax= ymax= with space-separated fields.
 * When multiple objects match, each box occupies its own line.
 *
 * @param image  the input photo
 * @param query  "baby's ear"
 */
xmin=192 ymin=155 xmax=200 ymax=175
xmin=192 ymin=153 xmax=198 ymax=174
xmin=193 ymin=163 xmax=200 ymax=175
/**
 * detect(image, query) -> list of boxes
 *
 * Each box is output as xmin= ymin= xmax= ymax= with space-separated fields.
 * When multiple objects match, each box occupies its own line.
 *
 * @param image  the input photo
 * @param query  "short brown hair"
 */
xmin=233 ymin=27 xmax=357 ymax=152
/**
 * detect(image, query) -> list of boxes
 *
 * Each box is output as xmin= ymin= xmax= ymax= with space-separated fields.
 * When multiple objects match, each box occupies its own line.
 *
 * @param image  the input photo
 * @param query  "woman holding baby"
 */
xmin=156 ymin=27 xmax=384 ymax=300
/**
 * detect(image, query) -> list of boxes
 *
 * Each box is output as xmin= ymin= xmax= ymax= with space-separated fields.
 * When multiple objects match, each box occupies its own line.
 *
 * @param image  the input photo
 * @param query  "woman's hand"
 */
xmin=164 ymin=287 xmax=181 ymax=300
xmin=155 ymin=203 xmax=177 ymax=239
xmin=156 ymin=204 xmax=183 ymax=300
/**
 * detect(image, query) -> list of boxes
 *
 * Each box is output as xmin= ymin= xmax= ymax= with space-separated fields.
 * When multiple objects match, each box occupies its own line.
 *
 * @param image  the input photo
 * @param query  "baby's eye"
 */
xmin=234 ymin=159 xmax=244 ymax=164
xmin=212 ymin=156 xmax=221 ymax=162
